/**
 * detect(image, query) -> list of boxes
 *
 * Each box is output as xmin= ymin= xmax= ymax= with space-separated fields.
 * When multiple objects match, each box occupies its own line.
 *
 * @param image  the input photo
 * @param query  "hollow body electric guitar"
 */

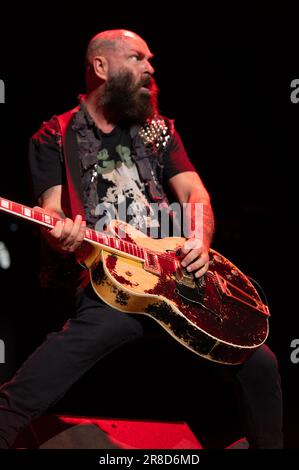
xmin=0 ymin=196 xmax=270 ymax=365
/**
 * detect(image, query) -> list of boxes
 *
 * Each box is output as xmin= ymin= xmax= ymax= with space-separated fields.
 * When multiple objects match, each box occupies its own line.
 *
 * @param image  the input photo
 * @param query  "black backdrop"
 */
xmin=0 ymin=1 xmax=298 ymax=448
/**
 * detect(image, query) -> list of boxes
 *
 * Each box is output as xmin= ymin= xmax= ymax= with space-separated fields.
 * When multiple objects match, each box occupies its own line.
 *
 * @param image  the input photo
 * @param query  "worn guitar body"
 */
xmin=85 ymin=220 xmax=269 ymax=365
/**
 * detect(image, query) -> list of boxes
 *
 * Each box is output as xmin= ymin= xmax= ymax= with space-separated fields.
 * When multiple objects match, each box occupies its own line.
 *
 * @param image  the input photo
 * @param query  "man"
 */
xmin=0 ymin=30 xmax=282 ymax=449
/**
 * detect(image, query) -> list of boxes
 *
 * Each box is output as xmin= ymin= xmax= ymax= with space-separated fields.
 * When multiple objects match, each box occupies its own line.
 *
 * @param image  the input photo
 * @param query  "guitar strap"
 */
xmin=56 ymin=108 xmax=85 ymax=220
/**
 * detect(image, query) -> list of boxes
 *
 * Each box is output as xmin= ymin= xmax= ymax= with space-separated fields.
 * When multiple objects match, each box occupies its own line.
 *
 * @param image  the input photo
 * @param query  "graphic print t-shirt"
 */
xmin=28 ymin=113 xmax=196 ymax=237
xmin=93 ymin=126 xmax=160 ymax=234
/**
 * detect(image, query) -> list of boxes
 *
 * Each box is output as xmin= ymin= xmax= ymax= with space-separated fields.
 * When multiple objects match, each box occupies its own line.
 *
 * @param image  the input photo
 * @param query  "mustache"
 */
xmin=137 ymin=75 xmax=158 ymax=92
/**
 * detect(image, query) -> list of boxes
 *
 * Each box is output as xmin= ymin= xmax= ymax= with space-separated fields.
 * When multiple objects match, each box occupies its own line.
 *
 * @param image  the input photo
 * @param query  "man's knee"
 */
xmin=252 ymin=344 xmax=279 ymax=371
xmin=114 ymin=314 xmax=143 ymax=342
xmin=91 ymin=311 xmax=143 ymax=349
xmin=240 ymin=344 xmax=280 ymax=383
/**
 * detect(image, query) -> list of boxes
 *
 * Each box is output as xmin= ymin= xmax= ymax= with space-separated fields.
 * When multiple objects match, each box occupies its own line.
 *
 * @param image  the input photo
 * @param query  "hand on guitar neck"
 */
xmin=33 ymin=206 xmax=90 ymax=260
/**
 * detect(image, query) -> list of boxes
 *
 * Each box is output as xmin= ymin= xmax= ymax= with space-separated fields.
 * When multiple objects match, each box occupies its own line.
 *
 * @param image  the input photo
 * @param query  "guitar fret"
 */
xmin=83 ymin=228 xmax=144 ymax=259
xmin=119 ymin=240 xmax=126 ymax=253
xmin=109 ymin=237 xmax=116 ymax=249
xmin=138 ymin=246 xmax=144 ymax=258
xmin=96 ymin=232 xmax=101 ymax=243
xmin=11 ymin=202 xmax=21 ymax=214
xmin=33 ymin=210 xmax=45 ymax=223
xmin=99 ymin=234 xmax=105 ymax=244
xmin=85 ymin=228 xmax=92 ymax=240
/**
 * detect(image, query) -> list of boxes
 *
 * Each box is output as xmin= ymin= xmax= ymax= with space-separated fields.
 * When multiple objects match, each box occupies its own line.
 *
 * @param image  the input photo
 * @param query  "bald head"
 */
xmin=85 ymin=29 xmax=154 ymax=94
xmin=86 ymin=29 xmax=147 ymax=67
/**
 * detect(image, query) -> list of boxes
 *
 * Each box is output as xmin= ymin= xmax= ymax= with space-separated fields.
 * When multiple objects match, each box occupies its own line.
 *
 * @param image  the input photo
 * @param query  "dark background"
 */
xmin=0 ymin=1 xmax=298 ymax=448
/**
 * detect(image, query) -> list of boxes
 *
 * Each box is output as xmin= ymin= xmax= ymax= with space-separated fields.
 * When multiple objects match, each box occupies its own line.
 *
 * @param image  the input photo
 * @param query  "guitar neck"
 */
xmin=0 ymin=196 xmax=145 ymax=261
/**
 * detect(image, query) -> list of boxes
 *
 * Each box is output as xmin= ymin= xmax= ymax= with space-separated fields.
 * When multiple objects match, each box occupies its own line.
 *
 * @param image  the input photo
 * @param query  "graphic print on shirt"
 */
xmin=94 ymin=145 xmax=160 ymax=233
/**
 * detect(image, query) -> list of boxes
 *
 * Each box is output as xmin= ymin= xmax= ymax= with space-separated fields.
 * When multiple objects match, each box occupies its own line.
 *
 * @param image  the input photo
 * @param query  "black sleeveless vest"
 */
xmin=56 ymin=105 xmax=174 ymax=227
xmin=40 ymin=105 xmax=175 ymax=289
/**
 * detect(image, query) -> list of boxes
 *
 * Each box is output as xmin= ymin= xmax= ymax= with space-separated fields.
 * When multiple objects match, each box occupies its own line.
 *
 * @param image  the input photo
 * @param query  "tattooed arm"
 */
xmin=168 ymin=171 xmax=215 ymax=278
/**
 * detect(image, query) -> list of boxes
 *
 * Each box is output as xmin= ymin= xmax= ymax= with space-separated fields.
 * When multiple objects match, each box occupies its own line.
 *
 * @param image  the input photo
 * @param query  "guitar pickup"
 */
xmin=144 ymin=251 xmax=161 ymax=275
xmin=174 ymin=264 xmax=197 ymax=288
xmin=214 ymin=272 xmax=270 ymax=317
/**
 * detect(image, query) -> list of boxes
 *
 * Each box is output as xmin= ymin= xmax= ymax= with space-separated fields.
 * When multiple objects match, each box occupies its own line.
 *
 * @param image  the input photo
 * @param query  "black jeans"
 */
xmin=223 ymin=343 xmax=283 ymax=448
xmin=0 ymin=285 xmax=283 ymax=449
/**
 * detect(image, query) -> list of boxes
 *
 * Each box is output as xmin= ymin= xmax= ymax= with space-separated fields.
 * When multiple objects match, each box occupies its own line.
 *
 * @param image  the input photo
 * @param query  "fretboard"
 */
xmin=0 ymin=196 xmax=145 ymax=261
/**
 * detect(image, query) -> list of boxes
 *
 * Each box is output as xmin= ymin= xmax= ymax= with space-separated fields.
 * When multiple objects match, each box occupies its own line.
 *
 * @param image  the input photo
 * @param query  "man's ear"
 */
xmin=93 ymin=56 xmax=109 ymax=81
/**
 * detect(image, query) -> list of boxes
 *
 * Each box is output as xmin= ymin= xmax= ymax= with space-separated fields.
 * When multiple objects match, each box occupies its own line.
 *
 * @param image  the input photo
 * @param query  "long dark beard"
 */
xmin=100 ymin=70 xmax=159 ymax=123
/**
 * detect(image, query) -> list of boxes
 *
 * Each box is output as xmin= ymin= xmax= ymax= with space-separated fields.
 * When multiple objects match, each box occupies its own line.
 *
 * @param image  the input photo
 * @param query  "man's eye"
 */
xmin=131 ymin=55 xmax=140 ymax=61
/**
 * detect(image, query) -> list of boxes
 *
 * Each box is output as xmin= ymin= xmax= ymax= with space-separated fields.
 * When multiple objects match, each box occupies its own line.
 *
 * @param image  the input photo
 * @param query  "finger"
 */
xmin=61 ymin=216 xmax=85 ymax=250
xmin=33 ymin=205 xmax=44 ymax=213
xmin=181 ymin=238 xmax=203 ymax=254
xmin=185 ymin=256 xmax=207 ymax=273
xmin=51 ymin=218 xmax=75 ymax=246
xmin=194 ymin=262 xmax=210 ymax=278
xmin=48 ymin=219 xmax=65 ymax=238
xmin=71 ymin=215 xmax=84 ymax=239
xmin=64 ymin=215 xmax=84 ymax=244
xmin=77 ymin=220 xmax=86 ymax=242
xmin=60 ymin=217 xmax=75 ymax=239
xmin=181 ymin=249 xmax=200 ymax=267
xmin=67 ymin=218 xmax=86 ymax=249
xmin=181 ymin=244 xmax=207 ymax=266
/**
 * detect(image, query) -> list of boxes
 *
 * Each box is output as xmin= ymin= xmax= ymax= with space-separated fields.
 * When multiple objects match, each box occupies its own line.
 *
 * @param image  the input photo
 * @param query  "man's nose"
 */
xmin=143 ymin=60 xmax=154 ymax=75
